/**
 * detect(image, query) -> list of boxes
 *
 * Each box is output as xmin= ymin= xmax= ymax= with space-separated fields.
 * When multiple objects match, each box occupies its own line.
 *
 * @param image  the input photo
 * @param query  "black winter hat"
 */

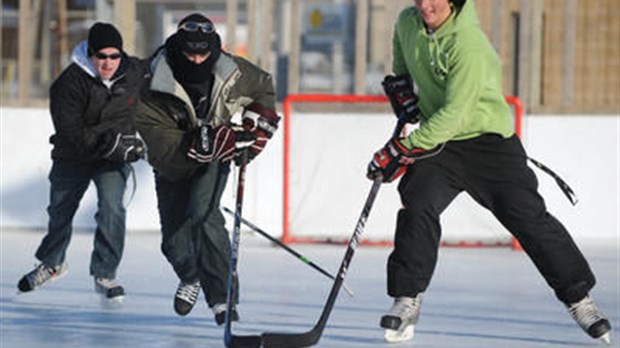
xmin=88 ymin=22 xmax=123 ymax=54
xmin=175 ymin=13 xmax=221 ymax=54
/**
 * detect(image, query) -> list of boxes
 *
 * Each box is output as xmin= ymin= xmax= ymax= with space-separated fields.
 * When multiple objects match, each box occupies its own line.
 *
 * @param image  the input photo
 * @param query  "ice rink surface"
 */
xmin=1 ymin=228 xmax=618 ymax=348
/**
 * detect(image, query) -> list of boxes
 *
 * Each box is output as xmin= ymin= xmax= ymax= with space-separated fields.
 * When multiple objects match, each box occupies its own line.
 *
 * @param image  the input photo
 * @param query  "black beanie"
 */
xmin=88 ymin=22 xmax=123 ymax=54
xmin=175 ymin=13 xmax=221 ymax=54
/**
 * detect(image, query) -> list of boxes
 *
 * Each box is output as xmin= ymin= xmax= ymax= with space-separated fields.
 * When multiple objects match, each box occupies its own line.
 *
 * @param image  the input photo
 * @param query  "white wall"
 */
xmin=0 ymin=107 xmax=282 ymax=235
xmin=286 ymin=112 xmax=620 ymax=244
xmin=1 ymin=107 xmax=618 ymax=244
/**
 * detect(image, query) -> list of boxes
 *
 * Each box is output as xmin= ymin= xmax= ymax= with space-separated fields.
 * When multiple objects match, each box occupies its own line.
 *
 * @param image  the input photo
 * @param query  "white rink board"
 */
xmin=0 ymin=107 xmax=618 ymax=243
xmin=288 ymin=113 xmax=511 ymax=243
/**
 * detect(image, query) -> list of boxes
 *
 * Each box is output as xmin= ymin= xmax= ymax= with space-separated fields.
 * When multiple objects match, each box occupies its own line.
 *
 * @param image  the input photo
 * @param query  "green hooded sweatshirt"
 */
xmin=392 ymin=0 xmax=514 ymax=150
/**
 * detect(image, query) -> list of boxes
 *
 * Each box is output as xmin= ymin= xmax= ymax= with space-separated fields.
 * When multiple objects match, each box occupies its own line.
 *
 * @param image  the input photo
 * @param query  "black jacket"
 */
xmin=49 ymin=42 xmax=146 ymax=162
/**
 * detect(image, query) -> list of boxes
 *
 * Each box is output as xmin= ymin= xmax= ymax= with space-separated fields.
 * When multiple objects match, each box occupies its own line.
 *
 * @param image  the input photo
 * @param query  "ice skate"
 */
xmin=567 ymin=295 xmax=611 ymax=345
xmin=94 ymin=277 xmax=125 ymax=307
xmin=17 ymin=263 xmax=68 ymax=293
xmin=380 ymin=293 xmax=423 ymax=343
xmin=213 ymin=303 xmax=239 ymax=326
xmin=174 ymin=280 xmax=200 ymax=316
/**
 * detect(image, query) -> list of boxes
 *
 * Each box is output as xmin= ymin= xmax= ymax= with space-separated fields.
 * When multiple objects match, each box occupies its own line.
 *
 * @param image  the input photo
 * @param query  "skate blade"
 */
xmin=384 ymin=324 xmax=414 ymax=343
xmin=99 ymin=294 xmax=124 ymax=309
xmin=599 ymin=332 xmax=611 ymax=345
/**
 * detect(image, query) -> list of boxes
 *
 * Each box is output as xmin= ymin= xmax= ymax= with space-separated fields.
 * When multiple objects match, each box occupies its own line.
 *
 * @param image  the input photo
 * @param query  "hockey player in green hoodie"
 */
xmin=366 ymin=0 xmax=611 ymax=344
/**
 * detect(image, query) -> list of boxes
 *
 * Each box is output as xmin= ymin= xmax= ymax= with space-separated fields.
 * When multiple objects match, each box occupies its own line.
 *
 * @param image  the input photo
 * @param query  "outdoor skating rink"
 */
xmin=1 ymin=228 xmax=618 ymax=348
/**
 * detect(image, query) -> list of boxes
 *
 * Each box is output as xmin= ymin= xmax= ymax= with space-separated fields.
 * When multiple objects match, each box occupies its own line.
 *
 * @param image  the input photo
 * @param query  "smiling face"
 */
xmin=90 ymin=47 xmax=122 ymax=80
xmin=414 ymin=0 xmax=453 ymax=32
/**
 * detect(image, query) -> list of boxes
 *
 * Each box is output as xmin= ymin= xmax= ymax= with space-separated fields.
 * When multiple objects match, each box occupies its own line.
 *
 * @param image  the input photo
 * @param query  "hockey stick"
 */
xmin=260 ymin=117 xmax=407 ymax=347
xmin=261 ymin=176 xmax=383 ymax=348
xmin=222 ymin=206 xmax=355 ymax=297
xmin=223 ymin=151 xmax=264 ymax=348
xmin=223 ymin=116 xmax=408 ymax=348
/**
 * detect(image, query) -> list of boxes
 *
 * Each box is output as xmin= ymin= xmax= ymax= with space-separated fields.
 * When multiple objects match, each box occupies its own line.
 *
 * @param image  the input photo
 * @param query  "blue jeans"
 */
xmin=35 ymin=160 xmax=130 ymax=279
xmin=154 ymin=162 xmax=233 ymax=307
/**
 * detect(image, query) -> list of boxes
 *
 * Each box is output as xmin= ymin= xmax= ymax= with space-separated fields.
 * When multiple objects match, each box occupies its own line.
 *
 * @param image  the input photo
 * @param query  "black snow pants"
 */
xmin=387 ymin=134 xmax=595 ymax=305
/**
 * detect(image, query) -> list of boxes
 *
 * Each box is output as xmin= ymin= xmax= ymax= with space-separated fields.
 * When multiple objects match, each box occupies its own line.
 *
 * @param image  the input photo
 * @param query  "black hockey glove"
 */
xmin=382 ymin=75 xmax=420 ymax=124
xmin=101 ymin=131 xmax=146 ymax=163
xmin=188 ymin=125 xmax=238 ymax=163
xmin=233 ymin=102 xmax=280 ymax=166
xmin=188 ymin=124 xmax=261 ymax=163
xmin=367 ymin=137 xmax=444 ymax=183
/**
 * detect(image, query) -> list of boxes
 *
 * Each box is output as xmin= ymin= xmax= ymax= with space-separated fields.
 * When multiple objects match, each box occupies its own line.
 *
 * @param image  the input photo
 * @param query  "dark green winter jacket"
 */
xmin=136 ymin=49 xmax=276 ymax=181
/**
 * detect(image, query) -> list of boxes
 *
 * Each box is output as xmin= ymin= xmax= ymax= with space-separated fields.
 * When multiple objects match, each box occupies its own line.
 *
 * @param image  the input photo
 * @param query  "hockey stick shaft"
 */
xmin=224 ymin=152 xmax=265 ymax=348
xmin=224 ymin=153 xmax=254 ymax=347
xmin=222 ymin=206 xmax=355 ymax=297
xmin=262 ymin=178 xmax=382 ymax=348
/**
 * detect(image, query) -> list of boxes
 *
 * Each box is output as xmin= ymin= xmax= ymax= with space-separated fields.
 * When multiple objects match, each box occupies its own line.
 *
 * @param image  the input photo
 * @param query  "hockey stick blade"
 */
xmin=227 ymin=334 xmax=263 ymax=348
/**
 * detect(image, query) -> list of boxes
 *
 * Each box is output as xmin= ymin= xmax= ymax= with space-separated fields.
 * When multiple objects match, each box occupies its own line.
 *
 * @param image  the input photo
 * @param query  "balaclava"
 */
xmin=165 ymin=13 xmax=222 ymax=84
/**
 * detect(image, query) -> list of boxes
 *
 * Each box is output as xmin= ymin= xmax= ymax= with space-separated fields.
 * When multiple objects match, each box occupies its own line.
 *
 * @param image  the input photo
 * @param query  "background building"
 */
xmin=1 ymin=0 xmax=619 ymax=113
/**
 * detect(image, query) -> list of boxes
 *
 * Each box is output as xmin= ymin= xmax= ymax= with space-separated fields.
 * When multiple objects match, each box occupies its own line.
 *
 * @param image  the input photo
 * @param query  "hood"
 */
xmin=405 ymin=0 xmax=481 ymax=80
xmin=71 ymin=41 xmax=98 ymax=78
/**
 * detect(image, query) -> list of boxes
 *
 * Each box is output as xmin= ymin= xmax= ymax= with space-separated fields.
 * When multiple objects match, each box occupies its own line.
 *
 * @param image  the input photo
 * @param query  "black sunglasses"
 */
xmin=94 ymin=52 xmax=122 ymax=60
xmin=178 ymin=21 xmax=215 ymax=34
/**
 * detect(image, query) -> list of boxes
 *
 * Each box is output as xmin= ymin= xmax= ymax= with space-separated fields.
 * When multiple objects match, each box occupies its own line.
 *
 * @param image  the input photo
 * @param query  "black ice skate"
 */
xmin=380 ymin=293 xmax=423 ymax=343
xmin=567 ymin=295 xmax=611 ymax=345
xmin=17 ymin=263 xmax=68 ymax=293
xmin=94 ymin=277 xmax=125 ymax=307
xmin=174 ymin=280 xmax=200 ymax=316
xmin=213 ymin=303 xmax=239 ymax=326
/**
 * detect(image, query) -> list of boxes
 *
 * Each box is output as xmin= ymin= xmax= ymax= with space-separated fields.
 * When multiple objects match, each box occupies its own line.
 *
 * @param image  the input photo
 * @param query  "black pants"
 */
xmin=154 ymin=162 xmax=235 ymax=307
xmin=388 ymin=134 xmax=595 ymax=304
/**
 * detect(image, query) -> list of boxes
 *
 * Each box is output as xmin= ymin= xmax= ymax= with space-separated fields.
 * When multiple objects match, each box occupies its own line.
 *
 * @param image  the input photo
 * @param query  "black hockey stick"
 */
xmin=222 ymin=115 xmax=408 ymax=348
xmin=261 ymin=176 xmax=383 ymax=348
xmin=526 ymin=156 xmax=578 ymax=205
xmin=224 ymin=151 xmax=264 ymax=348
xmin=227 ymin=115 xmax=406 ymax=348
xmin=260 ymin=116 xmax=408 ymax=347
xmin=222 ymin=206 xmax=354 ymax=297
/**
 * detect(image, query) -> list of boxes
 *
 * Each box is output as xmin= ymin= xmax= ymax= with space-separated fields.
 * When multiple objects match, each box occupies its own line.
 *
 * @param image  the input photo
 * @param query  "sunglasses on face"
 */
xmin=178 ymin=21 xmax=215 ymax=34
xmin=94 ymin=52 xmax=122 ymax=60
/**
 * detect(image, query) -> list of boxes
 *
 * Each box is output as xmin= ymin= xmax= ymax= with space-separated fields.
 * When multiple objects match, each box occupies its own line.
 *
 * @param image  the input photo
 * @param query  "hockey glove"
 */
xmin=382 ymin=75 xmax=420 ymax=124
xmin=367 ymin=137 xmax=444 ymax=183
xmin=233 ymin=102 xmax=280 ymax=165
xmin=101 ymin=131 xmax=146 ymax=163
xmin=188 ymin=125 xmax=237 ymax=163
